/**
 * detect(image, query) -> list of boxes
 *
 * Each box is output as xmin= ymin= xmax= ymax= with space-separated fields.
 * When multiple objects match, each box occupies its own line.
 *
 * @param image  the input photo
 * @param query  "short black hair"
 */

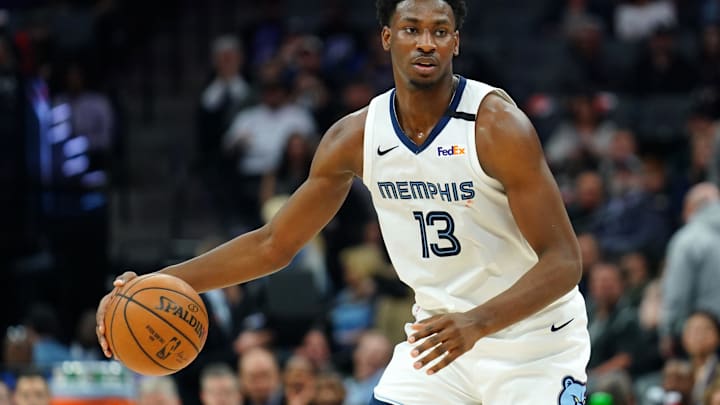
xmin=376 ymin=0 xmax=468 ymax=31
xmin=200 ymin=363 xmax=238 ymax=390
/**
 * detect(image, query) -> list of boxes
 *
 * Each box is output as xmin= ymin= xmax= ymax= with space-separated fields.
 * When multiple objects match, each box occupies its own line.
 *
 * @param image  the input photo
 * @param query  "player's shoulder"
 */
xmin=313 ymin=107 xmax=368 ymax=176
xmin=326 ymin=107 xmax=368 ymax=143
xmin=475 ymin=92 xmax=536 ymax=144
xmin=472 ymin=92 xmax=544 ymax=180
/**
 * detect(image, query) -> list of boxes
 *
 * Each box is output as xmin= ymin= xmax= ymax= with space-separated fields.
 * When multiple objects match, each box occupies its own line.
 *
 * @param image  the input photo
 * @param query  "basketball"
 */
xmin=103 ymin=273 xmax=208 ymax=376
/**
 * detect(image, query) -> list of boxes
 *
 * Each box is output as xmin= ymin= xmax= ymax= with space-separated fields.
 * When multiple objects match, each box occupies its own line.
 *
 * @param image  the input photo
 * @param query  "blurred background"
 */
xmin=0 ymin=0 xmax=720 ymax=404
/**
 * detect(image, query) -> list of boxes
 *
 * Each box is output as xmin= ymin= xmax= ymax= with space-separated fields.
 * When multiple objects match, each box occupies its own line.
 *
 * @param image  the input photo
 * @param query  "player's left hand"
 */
xmin=408 ymin=312 xmax=484 ymax=375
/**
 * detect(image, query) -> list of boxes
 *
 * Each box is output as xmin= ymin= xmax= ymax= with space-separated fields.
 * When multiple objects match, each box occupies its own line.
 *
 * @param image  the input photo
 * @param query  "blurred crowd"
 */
xmin=1 ymin=0 xmax=720 ymax=404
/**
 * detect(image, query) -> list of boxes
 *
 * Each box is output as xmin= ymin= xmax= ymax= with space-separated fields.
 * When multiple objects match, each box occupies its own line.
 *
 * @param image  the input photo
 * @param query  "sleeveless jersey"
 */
xmin=362 ymin=76 xmax=575 ymax=314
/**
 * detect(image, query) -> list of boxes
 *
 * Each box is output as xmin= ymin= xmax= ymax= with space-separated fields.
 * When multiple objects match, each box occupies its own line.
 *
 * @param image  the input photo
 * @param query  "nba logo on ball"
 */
xmin=104 ymin=274 xmax=209 ymax=376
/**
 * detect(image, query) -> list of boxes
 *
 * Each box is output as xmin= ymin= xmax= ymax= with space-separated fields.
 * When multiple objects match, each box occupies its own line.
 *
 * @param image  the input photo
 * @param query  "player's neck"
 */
xmin=394 ymin=75 xmax=457 ymax=145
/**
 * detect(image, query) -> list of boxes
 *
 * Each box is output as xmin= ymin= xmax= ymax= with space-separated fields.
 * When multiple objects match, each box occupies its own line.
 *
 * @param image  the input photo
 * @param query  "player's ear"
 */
xmin=382 ymin=26 xmax=392 ymax=51
xmin=453 ymin=31 xmax=460 ymax=56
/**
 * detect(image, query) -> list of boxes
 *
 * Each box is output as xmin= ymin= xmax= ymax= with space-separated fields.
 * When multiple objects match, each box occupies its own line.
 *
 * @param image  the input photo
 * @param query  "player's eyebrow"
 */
xmin=399 ymin=16 xmax=452 ymax=26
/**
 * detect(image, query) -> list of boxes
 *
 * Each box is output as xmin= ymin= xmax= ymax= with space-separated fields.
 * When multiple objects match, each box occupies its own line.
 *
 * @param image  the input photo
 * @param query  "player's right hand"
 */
xmin=96 ymin=271 xmax=138 ymax=358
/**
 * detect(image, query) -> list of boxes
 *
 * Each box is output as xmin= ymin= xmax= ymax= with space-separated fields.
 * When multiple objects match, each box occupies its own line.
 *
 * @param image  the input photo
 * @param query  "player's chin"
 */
xmin=408 ymin=75 xmax=441 ymax=90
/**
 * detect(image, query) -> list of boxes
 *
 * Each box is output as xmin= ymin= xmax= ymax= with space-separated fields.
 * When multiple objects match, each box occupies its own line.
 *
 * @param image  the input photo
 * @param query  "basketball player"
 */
xmin=97 ymin=0 xmax=590 ymax=403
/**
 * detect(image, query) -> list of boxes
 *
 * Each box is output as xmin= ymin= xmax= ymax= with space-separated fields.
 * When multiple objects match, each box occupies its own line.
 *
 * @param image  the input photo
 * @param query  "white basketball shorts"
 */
xmin=373 ymin=292 xmax=591 ymax=405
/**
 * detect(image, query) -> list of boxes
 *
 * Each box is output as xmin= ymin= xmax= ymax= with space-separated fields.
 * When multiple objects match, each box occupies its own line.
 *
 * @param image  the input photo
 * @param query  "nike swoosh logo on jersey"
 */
xmin=377 ymin=145 xmax=399 ymax=156
xmin=550 ymin=318 xmax=574 ymax=332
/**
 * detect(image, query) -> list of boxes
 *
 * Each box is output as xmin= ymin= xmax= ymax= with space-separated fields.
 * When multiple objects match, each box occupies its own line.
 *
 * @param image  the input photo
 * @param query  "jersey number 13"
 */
xmin=412 ymin=211 xmax=461 ymax=258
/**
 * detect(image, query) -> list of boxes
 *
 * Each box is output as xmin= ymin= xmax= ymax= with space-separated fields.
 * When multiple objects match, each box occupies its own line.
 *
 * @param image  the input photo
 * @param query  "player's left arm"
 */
xmin=466 ymin=93 xmax=582 ymax=332
xmin=409 ymin=94 xmax=581 ymax=374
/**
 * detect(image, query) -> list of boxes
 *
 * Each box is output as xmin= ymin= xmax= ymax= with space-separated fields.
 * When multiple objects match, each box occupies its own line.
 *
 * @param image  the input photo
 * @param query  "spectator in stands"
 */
xmin=567 ymin=171 xmax=606 ymax=234
xmin=632 ymin=278 xmax=665 ymax=378
xmin=634 ymin=154 xmax=676 ymax=257
xmin=224 ymin=75 xmax=316 ymax=229
xmin=615 ymin=0 xmax=677 ymax=42
xmin=196 ymin=35 xmax=254 ymax=231
xmin=314 ymin=372 xmax=346 ymax=405
xmin=593 ymin=147 xmax=672 ymax=259
xmin=279 ymin=35 xmax=336 ymax=130
xmin=55 ymin=61 xmax=115 ymax=155
xmin=259 ymin=134 xmax=315 ymax=206
xmin=562 ymin=16 xmax=620 ymax=91
xmin=661 ymin=359 xmax=694 ymax=405
xmin=598 ymin=129 xmax=641 ymax=191
xmin=590 ymin=371 xmax=636 ymax=405
xmin=342 ymin=331 xmax=391 ymax=405
xmin=627 ymin=25 xmax=698 ymax=94
xmin=282 ymin=355 xmax=317 ymax=405
xmin=545 ymin=91 xmax=616 ymax=184
xmin=13 ymin=370 xmax=50 ymax=405
xmin=661 ymin=183 xmax=720 ymax=357
xmin=199 ymin=363 xmax=243 ymax=405
xmin=295 ymin=329 xmax=335 ymax=373
xmin=197 ymin=35 xmax=252 ymax=163
xmin=239 ymin=348 xmax=283 ymax=405
xmin=577 ymin=233 xmax=602 ymax=296
xmin=639 ymin=152 xmax=687 ymax=229
xmin=23 ymin=303 xmax=71 ymax=368
xmin=587 ymin=262 xmax=641 ymax=378
xmin=137 ymin=376 xmax=182 ymax=405
xmin=686 ymin=104 xmax=719 ymax=185
xmin=620 ymin=251 xmax=651 ymax=308
xmin=682 ymin=311 xmax=720 ymax=404
xmin=197 ymin=35 xmax=252 ymax=172
xmin=331 ymin=247 xmax=380 ymax=352
xmin=293 ymin=71 xmax=334 ymax=132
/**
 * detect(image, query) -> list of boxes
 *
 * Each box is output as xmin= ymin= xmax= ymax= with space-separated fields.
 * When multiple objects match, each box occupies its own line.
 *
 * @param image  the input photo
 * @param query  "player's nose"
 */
xmin=416 ymin=29 xmax=437 ymax=53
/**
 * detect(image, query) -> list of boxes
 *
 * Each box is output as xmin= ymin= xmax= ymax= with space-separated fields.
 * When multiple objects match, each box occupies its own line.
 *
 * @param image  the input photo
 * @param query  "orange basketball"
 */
xmin=103 ymin=273 xmax=208 ymax=376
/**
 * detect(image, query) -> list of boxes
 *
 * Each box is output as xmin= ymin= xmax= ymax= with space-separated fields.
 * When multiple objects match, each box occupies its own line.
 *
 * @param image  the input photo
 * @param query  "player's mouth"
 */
xmin=412 ymin=57 xmax=438 ymax=74
xmin=412 ymin=62 xmax=437 ymax=74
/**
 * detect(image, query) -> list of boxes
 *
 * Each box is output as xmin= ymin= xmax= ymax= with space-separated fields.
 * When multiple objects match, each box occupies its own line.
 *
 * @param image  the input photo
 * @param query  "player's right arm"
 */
xmin=96 ymin=110 xmax=366 ymax=357
xmin=160 ymin=111 xmax=363 ymax=291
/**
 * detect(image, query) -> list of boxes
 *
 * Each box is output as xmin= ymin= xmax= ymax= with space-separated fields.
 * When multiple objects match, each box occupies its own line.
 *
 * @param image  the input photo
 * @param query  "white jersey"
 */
xmin=362 ymin=76 xmax=576 ymax=315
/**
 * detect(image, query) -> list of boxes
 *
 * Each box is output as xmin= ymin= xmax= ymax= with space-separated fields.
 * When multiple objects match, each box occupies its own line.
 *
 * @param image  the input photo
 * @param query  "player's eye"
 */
xmin=435 ymin=29 xmax=448 ymax=37
xmin=404 ymin=27 xmax=418 ymax=34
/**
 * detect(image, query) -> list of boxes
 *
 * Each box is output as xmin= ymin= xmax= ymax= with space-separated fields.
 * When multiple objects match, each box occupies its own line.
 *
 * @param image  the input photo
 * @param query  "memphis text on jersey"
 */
xmin=376 ymin=181 xmax=476 ymax=202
